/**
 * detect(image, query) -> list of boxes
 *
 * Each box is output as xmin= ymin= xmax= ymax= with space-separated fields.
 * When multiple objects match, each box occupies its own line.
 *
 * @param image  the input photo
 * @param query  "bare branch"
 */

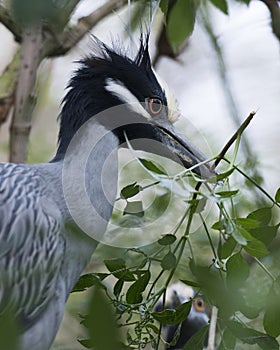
xmin=42 ymin=0 xmax=127 ymax=57
xmin=213 ymin=111 xmax=256 ymax=169
xmin=9 ymin=24 xmax=43 ymax=163
xmin=2 ymin=0 xmax=128 ymax=163
xmin=207 ymin=306 xmax=218 ymax=350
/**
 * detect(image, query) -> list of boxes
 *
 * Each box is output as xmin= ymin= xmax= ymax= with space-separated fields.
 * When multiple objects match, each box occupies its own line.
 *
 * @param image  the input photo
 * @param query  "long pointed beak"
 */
xmin=152 ymin=121 xmax=214 ymax=178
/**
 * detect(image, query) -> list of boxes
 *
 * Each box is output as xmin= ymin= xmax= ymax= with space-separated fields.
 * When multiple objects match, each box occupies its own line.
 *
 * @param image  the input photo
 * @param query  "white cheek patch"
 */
xmin=153 ymin=72 xmax=180 ymax=124
xmin=105 ymin=78 xmax=152 ymax=121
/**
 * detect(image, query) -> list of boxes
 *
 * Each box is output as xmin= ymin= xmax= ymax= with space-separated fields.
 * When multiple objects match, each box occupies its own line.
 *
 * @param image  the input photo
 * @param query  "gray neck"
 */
xmin=33 ymin=121 xmax=119 ymax=294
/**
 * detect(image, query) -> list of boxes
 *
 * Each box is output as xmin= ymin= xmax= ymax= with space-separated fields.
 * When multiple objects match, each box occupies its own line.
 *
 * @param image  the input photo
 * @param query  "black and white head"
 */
xmin=155 ymin=282 xmax=209 ymax=349
xmin=55 ymin=35 xmax=212 ymax=178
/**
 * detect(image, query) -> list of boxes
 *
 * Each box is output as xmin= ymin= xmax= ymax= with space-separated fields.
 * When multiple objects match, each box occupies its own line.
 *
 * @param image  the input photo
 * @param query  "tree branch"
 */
xmin=1 ymin=0 xmax=128 ymax=162
xmin=207 ymin=306 xmax=218 ymax=350
xmin=9 ymin=24 xmax=43 ymax=163
xmin=213 ymin=111 xmax=256 ymax=169
xmin=42 ymin=0 xmax=127 ymax=57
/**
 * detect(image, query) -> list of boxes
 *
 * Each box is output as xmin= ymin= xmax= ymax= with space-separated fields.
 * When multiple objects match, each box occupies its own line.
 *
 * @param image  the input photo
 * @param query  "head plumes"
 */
xmin=54 ymin=35 xmax=180 ymax=160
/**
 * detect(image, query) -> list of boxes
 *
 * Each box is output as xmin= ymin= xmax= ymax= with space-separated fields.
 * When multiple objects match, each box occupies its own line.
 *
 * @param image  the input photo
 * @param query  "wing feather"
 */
xmin=0 ymin=163 xmax=65 ymax=327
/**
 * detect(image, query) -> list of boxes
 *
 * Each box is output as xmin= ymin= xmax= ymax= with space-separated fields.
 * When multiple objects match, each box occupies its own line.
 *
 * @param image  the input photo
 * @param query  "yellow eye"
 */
xmin=193 ymin=297 xmax=205 ymax=312
xmin=147 ymin=97 xmax=163 ymax=115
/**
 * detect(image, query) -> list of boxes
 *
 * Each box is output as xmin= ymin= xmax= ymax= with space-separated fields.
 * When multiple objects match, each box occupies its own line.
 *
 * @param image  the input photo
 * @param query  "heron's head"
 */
xmin=57 ymin=36 xmax=213 ymax=177
xmin=155 ymin=282 xmax=209 ymax=349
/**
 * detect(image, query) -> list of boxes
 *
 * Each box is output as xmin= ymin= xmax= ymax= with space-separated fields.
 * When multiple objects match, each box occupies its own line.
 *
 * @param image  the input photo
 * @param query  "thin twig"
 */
xmin=213 ymin=111 xmax=256 ymax=169
xmin=207 ymin=306 xmax=218 ymax=350
xmin=254 ymin=257 xmax=276 ymax=281
xmin=43 ymin=0 xmax=127 ymax=57
xmin=223 ymin=158 xmax=280 ymax=208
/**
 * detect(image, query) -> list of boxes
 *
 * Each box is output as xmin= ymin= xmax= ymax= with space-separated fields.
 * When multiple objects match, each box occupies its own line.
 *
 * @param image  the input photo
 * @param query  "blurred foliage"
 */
xmin=73 ymin=142 xmax=280 ymax=349
xmin=158 ymin=0 xmax=251 ymax=51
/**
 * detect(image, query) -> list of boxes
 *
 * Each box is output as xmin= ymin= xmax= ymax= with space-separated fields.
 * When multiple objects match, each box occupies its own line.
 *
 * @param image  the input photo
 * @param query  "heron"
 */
xmin=155 ymin=282 xmax=209 ymax=349
xmin=0 ymin=36 xmax=212 ymax=350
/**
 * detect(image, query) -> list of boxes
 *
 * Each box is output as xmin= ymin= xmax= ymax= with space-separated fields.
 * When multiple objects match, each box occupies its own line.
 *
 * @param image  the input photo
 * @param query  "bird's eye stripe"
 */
xmin=105 ymin=78 xmax=152 ymax=120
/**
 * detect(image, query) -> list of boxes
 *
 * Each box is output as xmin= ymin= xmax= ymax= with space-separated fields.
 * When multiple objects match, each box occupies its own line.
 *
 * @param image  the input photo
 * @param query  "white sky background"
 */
xmin=0 ymin=0 xmax=279 ymax=195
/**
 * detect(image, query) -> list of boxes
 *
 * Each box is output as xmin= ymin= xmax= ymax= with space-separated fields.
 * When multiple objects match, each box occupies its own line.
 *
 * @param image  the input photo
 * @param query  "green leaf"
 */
xmin=152 ymin=300 xmax=192 ymax=325
xmin=212 ymin=220 xmax=225 ymax=230
xmin=214 ymin=168 xmax=235 ymax=182
xmin=123 ymin=201 xmax=144 ymax=217
xmin=166 ymin=0 xmax=196 ymax=50
xmin=226 ymin=252 xmax=249 ymax=287
xmin=189 ymin=260 xmax=239 ymax=317
xmin=243 ymin=239 xmax=269 ymax=258
xmin=126 ymin=270 xmax=150 ymax=304
xmin=146 ymin=323 xmax=160 ymax=334
xmin=216 ymin=190 xmax=239 ymax=198
xmin=139 ymin=158 xmax=167 ymax=175
xmin=235 ymin=0 xmax=251 ymax=5
xmin=72 ymin=273 xmax=109 ymax=292
xmin=247 ymin=207 xmax=272 ymax=225
xmin=218 ymin=236 xmax=237 ymax=259
xmin=152 ymin=308 xmax=176 ymax=324
xmin=169 ymin=323 xmax=182 ymax=346
xmin=183 ymin=325 xmax=210 ymax=350
xmin=87 ymin=287 xmax=122 ymax=350
xmin=249 ymin=225 xmax=279 ymax=246
xmin=180 ymin=279 xmax=201 ymax=288
xmin=159 ymin=0 xmax=169 ymax=16
xmin=236 ymin=225 xmax=253 ymax=240
xmin=263 ymin=282 xmax=280 ymax=338
xmin=209 ymin=0 xmax=228 ymax=14
xmin=120 ymin=182 xmax=142 ymax=199
xmin=78 ymin=338 xmax=92 ymax=349
xmin=275 ymin=188 xmax=280 ymax=203
xmin=236 ymin=217 xmax=261 ymax=229
xmin=232 ymin=227 xmax=248 ymax=245
xmin=218 ymin=328 xmax=236 ymax=350
xmin=161 ymin=251 xmax=177 ymax=270
xmin=158 ymin=234 xmax=177 ymax=246
xmin=0 ymin=309 xmax=20 ymax=350
xmin=226 ymin=320 xmax=279 ymax=350
xmin=113 ymin=279 xmax=124 ymax=298
xmin=104 ymin=258 xmax=135 ymax=281
xmin=186 ymin=198 xmax=207 ymax=213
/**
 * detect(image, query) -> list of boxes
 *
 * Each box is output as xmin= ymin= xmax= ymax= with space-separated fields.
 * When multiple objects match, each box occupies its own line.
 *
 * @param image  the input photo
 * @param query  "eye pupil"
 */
xmin=194 ymin=297 xmax=205 ymax=312
xmin=147 ymin=97 xmax=163 ymax=115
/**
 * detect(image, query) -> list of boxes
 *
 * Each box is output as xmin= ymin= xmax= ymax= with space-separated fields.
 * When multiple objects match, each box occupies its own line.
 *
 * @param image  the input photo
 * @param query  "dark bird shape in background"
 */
xmin=0 ymin=36 xmax=213 ymax=349
xmin=155 ymin=282 xmax=209 ymax=349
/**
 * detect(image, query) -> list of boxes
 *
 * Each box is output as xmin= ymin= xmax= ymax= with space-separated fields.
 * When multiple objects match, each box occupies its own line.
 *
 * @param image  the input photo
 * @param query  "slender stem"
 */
xmin=174 ymin=156 xmax=216 ymax=179
xmin=212 ymin=111 xmax=256 ymax=170
xmin=173 ymin=206 xmax=191 ymax=236
xmin=223 ymin=158 xmax=280 ymax=207
xmin=254 ymin=257 xmax=276 ymax=282
xmin=207 ymin=306 xmax=218 ymax=350
xmin=199 ymin=213 xmax=217 ymax=260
